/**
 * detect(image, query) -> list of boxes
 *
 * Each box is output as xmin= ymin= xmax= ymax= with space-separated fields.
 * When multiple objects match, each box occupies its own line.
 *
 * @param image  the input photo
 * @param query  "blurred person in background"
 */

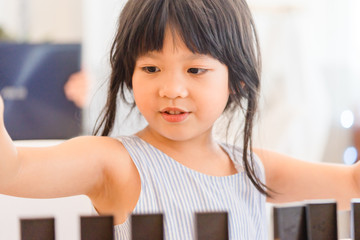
xmin=64 ymin=70 xmax=90 ymax=109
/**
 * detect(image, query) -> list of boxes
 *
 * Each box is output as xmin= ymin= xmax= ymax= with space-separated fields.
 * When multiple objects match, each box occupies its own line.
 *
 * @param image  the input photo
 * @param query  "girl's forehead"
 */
xmin=162 ymin=27 xmax=189 ymax=52
xmin=137 ymin=28 xmax=195 ymax=58
xmin=135 ymin=26 xmax=221 ymax=64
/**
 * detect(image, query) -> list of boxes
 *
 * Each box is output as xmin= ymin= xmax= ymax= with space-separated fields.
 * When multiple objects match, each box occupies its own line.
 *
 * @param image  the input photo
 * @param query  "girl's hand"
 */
xmin=64 ymin=70 xmax=90 ymax=108
xmin=0 ymin=95 xmax=4 ymax=126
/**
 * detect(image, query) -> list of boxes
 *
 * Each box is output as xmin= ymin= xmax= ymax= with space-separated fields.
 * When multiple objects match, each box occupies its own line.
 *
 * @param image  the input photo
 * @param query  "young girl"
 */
xmin=1 ymin=0 xmax=359 ymax=239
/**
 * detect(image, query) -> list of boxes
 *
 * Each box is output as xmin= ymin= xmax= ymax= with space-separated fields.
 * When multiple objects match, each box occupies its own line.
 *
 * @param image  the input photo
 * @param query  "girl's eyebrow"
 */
xmin=139 ymin=52 xmax=160 ymax=59
xmin=139 ymin=52 xmax=213 ymax=61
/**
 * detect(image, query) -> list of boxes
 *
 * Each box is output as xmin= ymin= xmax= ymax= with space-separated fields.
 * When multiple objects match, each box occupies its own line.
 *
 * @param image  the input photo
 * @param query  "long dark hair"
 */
xmin=94 ymin=0 xmax=271 ymax=196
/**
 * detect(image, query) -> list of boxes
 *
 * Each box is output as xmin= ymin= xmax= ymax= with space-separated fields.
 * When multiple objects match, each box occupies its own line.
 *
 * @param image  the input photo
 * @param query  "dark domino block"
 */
xmin=20 ymin=217 xmax=55 ymax=240
xmin=131 ymin=214 xmax=163 ymax=240
xmin=305 ymin=200 xmax=337 ymax=240
xmin=80 ymin=215 xmax=114 ymax=240
xmin=273 ymin=204 xmax=307 ymax=240
xmin=196 ymin=212 xmax=228 ymax=240
xmin=352 ymin=199 xmax=360 ymax=240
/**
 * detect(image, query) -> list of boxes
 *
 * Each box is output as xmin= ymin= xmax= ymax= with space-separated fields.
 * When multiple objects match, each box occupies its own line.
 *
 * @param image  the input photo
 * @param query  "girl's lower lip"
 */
xmin=161 ymin=112 xmax=190 ymax=122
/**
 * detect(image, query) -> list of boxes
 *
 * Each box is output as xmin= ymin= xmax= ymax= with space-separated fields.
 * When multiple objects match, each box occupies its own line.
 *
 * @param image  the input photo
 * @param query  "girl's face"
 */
xmin=132 ymin=29 xmax=229 ymax=142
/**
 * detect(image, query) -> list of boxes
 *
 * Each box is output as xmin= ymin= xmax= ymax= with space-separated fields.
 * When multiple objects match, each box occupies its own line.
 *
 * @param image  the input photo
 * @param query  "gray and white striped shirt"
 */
xmin=113 ymin=135 xmax=267 ymax=240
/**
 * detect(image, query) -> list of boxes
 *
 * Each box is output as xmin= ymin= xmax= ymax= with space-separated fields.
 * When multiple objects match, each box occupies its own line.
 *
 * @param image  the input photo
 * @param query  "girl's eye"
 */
xmin=187 ymin=68 xmax=207 ymax=74
xmin=142 ymin=66 xmax=160 ymax=73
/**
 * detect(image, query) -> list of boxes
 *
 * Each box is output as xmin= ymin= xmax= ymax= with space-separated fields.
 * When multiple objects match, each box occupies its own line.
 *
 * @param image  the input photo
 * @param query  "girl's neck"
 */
xmin=135 ymin=126 xmax=237 ymax=176
xmin=136 ymin=126 xmax=218 ymax=154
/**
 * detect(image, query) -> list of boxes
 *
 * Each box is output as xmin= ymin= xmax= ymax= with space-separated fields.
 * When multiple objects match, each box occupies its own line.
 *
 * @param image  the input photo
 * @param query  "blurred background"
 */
xmin=1 ymin=0 xmax=359 ymax=163
xmin=0 ymin=0 xmax=359 ymax=239
xmin=251 ymin=0 xmax=360 ymax=166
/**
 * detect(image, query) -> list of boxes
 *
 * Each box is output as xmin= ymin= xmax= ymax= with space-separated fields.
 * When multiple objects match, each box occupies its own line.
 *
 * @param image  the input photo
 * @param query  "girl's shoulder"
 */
xmin=70 ymin=135 xmax=128 ymax=155
xmin=64 ymin=135 xmax=133 ymax=172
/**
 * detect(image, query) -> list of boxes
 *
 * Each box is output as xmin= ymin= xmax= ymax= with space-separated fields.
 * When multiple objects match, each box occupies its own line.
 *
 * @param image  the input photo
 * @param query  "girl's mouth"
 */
xmin=160 ymin=108 xmax=190 ymax=122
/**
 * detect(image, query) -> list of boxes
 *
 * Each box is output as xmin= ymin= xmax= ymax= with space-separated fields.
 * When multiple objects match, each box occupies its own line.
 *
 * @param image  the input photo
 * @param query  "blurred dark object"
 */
xmin=20 ymin=218 xmax=55 ymax=240
xmin=80 ymin=216 xmax=114 ymax=240
xmin=0 ymin=43 xmax=82 ymax=140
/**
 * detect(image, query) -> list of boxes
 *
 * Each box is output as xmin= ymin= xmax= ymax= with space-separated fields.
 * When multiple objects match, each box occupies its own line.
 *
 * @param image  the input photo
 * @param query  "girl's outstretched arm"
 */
xmin=0 ymin=96 xmax=129 ymax=201
xmin=0 ymin=96 xmax=18 ymax=182
xmin=256 ymin=149 xmax=360 ymax=210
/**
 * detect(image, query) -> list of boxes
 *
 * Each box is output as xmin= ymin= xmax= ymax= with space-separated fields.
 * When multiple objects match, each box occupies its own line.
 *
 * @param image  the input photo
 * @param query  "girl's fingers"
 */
xmin=0 ymin=95 xmax=4 ymax=126
xmin=0 ymin=95 xmax=3 ymax=115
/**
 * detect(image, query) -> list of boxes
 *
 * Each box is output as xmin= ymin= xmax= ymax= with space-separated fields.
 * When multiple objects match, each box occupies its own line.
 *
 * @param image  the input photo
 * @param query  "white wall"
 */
xmin=250 ymin=1 xmax=331 ymax=163
xmin=248 ymin=0 xmax=360 ymax=164
xmin=0 ymin=0 xmax=82 ymax=42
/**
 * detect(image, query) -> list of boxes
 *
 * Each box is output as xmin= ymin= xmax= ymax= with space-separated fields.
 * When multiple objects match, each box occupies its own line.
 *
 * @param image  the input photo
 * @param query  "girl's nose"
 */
xmin=159 ymin=76 xmax=189 ymax=99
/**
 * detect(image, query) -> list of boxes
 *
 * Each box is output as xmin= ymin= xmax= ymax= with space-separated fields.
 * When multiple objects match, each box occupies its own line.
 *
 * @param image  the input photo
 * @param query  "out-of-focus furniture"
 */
xmin=0 ymin=43 xmax=82 ymax=140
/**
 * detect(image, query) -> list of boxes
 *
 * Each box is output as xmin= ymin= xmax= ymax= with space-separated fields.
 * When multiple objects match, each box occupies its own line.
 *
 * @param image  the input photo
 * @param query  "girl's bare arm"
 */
xmin=0 ymin=96 xmax=126 ymax=200
xmin=256 ymin=149 xmax=360 ymax=210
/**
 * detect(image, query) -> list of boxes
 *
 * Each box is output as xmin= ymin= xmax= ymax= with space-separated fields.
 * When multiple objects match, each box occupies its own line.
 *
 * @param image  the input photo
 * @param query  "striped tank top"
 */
xmin=113 ymin=135 xmax=267 ymax=239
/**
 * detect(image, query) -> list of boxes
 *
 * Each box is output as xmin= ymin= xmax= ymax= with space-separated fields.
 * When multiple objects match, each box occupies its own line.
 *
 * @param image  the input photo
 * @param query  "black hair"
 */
xmin=94 ymin=0 xmax=271 ymax=196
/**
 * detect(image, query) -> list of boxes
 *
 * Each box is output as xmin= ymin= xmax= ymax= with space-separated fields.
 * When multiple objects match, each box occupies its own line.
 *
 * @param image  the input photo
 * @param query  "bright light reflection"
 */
xmin=343 ymin=146 xmax=358 ymax=165
xmin=340 ymin=110 xmax=354 ymax=128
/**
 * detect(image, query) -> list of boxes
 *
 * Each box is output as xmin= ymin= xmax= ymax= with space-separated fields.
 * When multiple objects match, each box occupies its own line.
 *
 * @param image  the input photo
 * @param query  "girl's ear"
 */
xmin=240 ymin=81 xmax=245 ymax=89
xmin=229 ymin=81 xmax=245 ymax=94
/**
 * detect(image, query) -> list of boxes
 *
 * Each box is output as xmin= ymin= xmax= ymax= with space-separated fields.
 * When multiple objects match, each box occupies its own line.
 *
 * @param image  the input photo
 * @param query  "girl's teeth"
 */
xmin=167 ymin=111 xmax=181 ymax=115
